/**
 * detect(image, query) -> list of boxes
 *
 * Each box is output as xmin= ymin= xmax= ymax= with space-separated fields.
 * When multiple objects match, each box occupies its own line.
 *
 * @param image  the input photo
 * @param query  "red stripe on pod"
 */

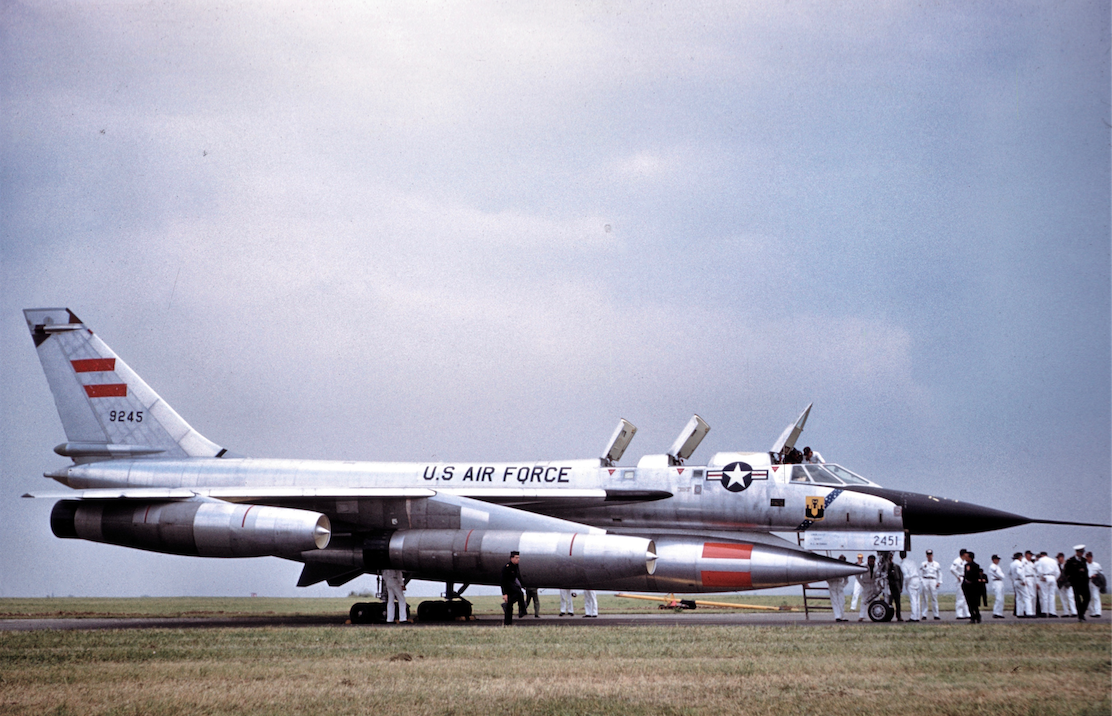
xmin=569 ymin=533 xmax=577 ymax=557
xmin=701 ymin=542 xmax=753 ymax=560
xmin=700 ymin=571 xmax=753 ymax=589
xmin=241 ymin=505 xmax=255 ymax=528
xmin=72 ymin=358 xmax=116 ymax=373
xmin=84 ymin=384 xmax=127 ymax=398
xmin=463 ymin=529 xmax=474 ymax=551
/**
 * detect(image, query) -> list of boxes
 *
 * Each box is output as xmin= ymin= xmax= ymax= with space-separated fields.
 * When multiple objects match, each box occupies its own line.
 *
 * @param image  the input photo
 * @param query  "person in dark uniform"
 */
xmin=886 ymin=552 xmax=904 ymax=621
xmin=1063 ymin=544 xmax=1091 ymax=621
xmin=961 ymin=551 xmax=985 ymax=624
xmin=523 ymin=588 xmax=541 ymax=618
xmin=501 ymin=551 xmax=526 ymax=626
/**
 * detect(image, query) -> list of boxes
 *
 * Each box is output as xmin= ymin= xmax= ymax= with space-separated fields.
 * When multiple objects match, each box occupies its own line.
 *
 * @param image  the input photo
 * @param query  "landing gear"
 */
xmin=416 ymin=581 xmax=474 ymax=622
xmin=349 ymin=601 xmax=411 ymax=624
xmin=867 ymin=599 xmax=895 ymax=622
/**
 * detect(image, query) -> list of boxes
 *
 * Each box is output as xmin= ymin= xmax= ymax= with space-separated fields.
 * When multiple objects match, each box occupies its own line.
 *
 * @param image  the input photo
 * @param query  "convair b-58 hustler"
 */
xmin=22 ymin=308 xmax=1109 ymax=617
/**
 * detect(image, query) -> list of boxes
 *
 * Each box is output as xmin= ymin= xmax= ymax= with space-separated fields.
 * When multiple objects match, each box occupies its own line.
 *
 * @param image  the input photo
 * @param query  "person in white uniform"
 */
xmin=802 ymin=447 xmax=824 ymax=464
xmin=950 ymin=549 xmax=971 ymax=619
xmin=559 ymin=589 xmax=575 ymax=616
xmin=1085 ymin=552 xmax=1102 ymax=617
xmin=382 ymin=569 xmax=408 ymax=624
xmin=1055 ymin=553 xmax=1076 ymax=616
xmin=1022 ymin=551 xmax=1038 ymax=616
xmin=920 ymin=549 xmax=942 ymax=619
xmin=988 ymin=555 xmax=1007 ymax=618
xmin=1009 ymin=552 xmax=1030 ymax=617
xmin=582 ymin=589 xmax=598 ymax=617
xmin=900 ymin=550 xmax=922 ymax=621
xmin=827 ymin=555 xmax=849 ymax=621
xmin=849 ymin=554 xmax=865 ymax=611
xmin=1035 ymin=551 xmax=1060 ymax=616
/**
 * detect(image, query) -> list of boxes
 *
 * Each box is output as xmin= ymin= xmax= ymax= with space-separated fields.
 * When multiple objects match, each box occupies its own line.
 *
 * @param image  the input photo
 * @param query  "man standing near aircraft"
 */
xmin=1063 ymin=545 xmax=1090 ymax=621
xmin=828 ymin=556 xmax=849 ymax=622
xmin=920 ymin=549 xmax=942 ymax=620
xmin=583 ymin=590 xmax=599 ymax=618
xmin=849 ymin=554 xmax=865 ymax=612
xmin=886 ymin=552 xmax=904 ymax=621
xmin=1085 ymin=552 xmax=1102 ymax=618
xmin=900 ymin=550 xmax=921 ymax=621
xmin=951 ymin=549 xmax=971 ymax=619
xmin=382 ymin=569 xmax=408 ymax=624
xmin=856 ymin=555 xmax=879 ymax=621
xmin=501 ymin=551 xmax=526 ymax=626
xmin=988 ymin=555 xmax=1006 ymax=618
xmin=1009 ymin=552 xmax=1029 ymax=617
xmin=1055 ymin=553 xmax=1076 ymax=617
xmin=1035 ymin=551 xmax=1060 ymax=617
xmin=1023 ymin=551 xmax=1039 ymax=616
xmin=559 ymin=589 xmax=575 ymax=616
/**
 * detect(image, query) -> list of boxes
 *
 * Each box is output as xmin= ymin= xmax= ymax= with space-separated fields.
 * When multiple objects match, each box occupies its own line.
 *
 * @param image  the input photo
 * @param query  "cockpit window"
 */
xmin=787 ymin=464 xmax=874 ymax=486
xmin=805 ymin=465 xmax=843 ymax=485
xmin=822 ymin=464 xmax=872 ymax=485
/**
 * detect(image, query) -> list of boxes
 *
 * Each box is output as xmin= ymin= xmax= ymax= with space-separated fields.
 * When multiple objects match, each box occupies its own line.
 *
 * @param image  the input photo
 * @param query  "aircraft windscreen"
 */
xmin=804 ymin=465 xmax=842 ymax=484
xmin=821 ymin=464 xmax=872 ymax=485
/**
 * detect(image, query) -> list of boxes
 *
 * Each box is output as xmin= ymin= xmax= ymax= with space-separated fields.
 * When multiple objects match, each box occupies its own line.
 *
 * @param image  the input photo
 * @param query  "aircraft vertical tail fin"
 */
xmin=23 ymin=308 xmax=227 ymax=462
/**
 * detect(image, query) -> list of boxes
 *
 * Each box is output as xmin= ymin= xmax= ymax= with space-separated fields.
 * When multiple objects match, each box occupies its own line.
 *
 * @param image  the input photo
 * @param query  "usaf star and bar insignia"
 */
xmin=706 ymin=462 xmax=768 ymax=492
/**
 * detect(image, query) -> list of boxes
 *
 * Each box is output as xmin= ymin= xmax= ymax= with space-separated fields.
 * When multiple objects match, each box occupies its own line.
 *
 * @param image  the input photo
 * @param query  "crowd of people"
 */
xmin=826 ymin=544 xmax=1105 ymax=623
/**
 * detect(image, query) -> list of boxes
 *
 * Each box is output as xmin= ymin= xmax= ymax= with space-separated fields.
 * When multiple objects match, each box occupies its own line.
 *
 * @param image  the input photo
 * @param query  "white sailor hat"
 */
xmin=1073 ymin=544 xmax=1086 ymax=552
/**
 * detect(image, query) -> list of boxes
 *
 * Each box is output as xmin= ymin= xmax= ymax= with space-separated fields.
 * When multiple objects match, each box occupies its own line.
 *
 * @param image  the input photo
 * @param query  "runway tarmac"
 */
xmin=2 ymin=610 xmax=1091 ymax=631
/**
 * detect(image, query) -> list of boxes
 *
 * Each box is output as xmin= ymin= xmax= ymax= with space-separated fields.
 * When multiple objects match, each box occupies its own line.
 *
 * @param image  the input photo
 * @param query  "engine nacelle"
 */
xmin=387 ymin=529 xmax=656 ymax=587
xmin=51 ymin=500 xmax=331 ymax=558
xmin=299 ymin=530 xmax=656 ymax=588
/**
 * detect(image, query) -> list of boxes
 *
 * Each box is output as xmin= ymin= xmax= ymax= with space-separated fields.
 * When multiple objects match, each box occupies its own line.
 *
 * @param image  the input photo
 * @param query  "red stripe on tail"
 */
xmin=72 ymin=358 xmax=116 ymax=373
xmin=84 ymin=384 xmax=127 ymax=398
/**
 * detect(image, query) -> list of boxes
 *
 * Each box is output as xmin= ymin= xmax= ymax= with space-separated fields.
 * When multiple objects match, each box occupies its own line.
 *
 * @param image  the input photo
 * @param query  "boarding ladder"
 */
xmin=797 ymin=533 xmax=833 ymax=621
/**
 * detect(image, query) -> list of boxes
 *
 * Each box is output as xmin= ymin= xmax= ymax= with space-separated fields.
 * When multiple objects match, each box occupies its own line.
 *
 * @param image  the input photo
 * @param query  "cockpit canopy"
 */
xmin=786 ymin=463 xmax=876 ymax=486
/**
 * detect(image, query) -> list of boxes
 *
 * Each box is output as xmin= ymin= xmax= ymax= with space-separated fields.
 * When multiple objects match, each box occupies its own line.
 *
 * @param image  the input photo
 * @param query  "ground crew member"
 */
xmin=523 ymin=588 xmax=540 ymax=618
xmin=920 ymin=549 xmax=942 ymax=619
xmin=382 ymin=569 xmax=408 ymax=624
xmin=901 ymin=550 xmax=921 ymax=621
xmin=1023 ymin=551 xmax=1039 ymax=616
xmin=961 ymin=551 xmax=984 ymax=624
xmin=1085 ymin=552 xmax=1103 ymax=618
xmin=887 ymin=552 xmax=904 ymax=621
xmin=857 ymin=555 xmax=879 ymax=621
xmin=988 ymin=555 xmax=1006 ymax=618
xmin=850 ymin=554 xmax=865 ymax=612
xmin=1063 ymin=545 xmax=1091 ymax=621
xmin=1055 ymin=553 xmax=1076 ymax=616
xmin=583 ymin=589 xmax=599 ymax=618
xmin=1009 ymin=552 xmax=1029 ymax=617
xmin=501 ymin=551 xmax=525 ymax=626
xmin=827 ymin=555 xmax=849 ymax=621
xmin=1035 ymin=551 xmax=1059 ymax=616
xmin=558 ymin=589 xmax=575 ymax=616
xmin=951 ymin=549 xmax=970 ymax=619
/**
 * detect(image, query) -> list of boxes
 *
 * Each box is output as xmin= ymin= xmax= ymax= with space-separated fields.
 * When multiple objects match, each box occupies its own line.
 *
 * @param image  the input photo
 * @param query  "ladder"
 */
xmin=798 ymin=532 xmax=834 ymax=620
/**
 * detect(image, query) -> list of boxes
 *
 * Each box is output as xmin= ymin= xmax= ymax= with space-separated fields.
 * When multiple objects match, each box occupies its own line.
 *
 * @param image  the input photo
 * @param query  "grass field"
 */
xmin=0 ymin=598 xmax=1109 ymax=715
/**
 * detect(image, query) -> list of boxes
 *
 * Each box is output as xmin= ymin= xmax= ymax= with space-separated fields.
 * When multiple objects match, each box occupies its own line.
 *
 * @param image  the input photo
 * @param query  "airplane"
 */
xmin=21 ymin=308 xmax=1110 ymax=621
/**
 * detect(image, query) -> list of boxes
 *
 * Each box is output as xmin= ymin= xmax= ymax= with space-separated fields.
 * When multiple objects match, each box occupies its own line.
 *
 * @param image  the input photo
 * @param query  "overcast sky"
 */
xmin=2 ymin=1 xmax=1109 ymax=599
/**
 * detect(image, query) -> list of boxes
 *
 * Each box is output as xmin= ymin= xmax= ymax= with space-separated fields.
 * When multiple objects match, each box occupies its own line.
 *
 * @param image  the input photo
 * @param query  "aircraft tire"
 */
xmin=417 ymin=600 xmax=472 ymax=622
xmin=867 ymin=600 xmax=894 ymax=622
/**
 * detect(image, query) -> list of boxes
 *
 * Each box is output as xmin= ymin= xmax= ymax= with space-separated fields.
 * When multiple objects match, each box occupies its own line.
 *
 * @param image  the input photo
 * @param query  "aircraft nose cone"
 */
xmin=750 ymin=546 xmax=867 ymax=588
xmin=841 ymin=486 xmax=1031 ymax=535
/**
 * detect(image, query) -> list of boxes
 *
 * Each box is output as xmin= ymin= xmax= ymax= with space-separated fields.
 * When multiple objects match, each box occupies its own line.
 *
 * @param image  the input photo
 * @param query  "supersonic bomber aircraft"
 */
xmin=22 ymin=308 xmax=1110 ymax=608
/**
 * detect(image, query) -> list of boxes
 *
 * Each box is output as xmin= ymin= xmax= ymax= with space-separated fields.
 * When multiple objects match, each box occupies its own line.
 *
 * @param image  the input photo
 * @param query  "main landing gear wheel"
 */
xmin=867 ymin=600 xmax=894 ymax=622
